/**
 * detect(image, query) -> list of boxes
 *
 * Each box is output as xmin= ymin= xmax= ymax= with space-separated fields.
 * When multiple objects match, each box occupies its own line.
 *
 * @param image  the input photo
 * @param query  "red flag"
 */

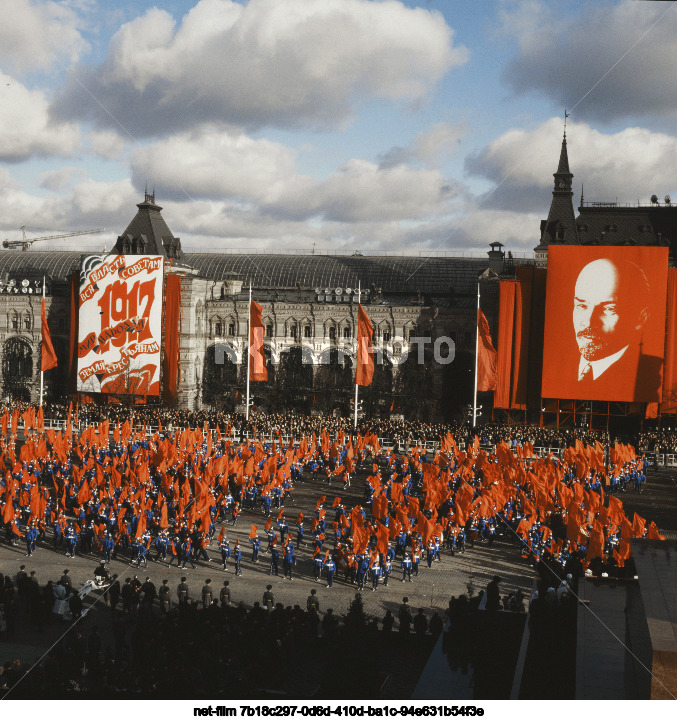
xmin=249 ymin=299 xmax=268 ymax=381
xmin=356 ymin=304 xmax=374 ymax=386
xmin=477 ymin=307 xmax=496 ymax=391
xmin=40 ymin=297 xmax=58 ymax=372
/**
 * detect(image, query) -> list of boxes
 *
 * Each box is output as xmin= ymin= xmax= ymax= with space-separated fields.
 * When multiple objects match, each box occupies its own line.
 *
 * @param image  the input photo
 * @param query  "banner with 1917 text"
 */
xmin=76 ymin=254 xmax=164 ymax=396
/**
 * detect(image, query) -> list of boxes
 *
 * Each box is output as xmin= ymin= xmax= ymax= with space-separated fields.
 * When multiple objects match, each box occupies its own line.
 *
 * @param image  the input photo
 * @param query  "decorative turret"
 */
xmin=112 ymin=191 xmax=184 ymax=261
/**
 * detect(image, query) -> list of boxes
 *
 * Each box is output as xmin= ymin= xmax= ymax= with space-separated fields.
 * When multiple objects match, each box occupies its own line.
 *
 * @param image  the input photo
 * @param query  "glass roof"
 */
xmin=0 ymin=250 xmax=493 ymax=295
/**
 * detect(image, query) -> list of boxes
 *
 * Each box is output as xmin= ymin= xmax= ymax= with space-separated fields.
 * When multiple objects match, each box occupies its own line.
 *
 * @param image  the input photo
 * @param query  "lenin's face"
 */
xmin=573 ymin=259 xmax=642 ymax=361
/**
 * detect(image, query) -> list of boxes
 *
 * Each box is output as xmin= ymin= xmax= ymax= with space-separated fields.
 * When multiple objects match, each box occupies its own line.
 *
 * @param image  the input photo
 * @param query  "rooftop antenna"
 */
xmin=564 ymin=109 xmax=569 ymax=136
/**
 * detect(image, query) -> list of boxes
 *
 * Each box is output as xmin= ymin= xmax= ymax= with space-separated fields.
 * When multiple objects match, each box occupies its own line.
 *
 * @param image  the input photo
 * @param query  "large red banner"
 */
xmin=76 ymin=254 xmax=164 ymax=395
xmin=541 ymin=246 xmax=668 ymax=402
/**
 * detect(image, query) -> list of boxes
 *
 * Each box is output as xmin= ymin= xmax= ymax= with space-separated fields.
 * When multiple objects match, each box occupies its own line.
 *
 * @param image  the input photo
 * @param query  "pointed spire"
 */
xmin=556 ymin=130 xmax=571 ymax=176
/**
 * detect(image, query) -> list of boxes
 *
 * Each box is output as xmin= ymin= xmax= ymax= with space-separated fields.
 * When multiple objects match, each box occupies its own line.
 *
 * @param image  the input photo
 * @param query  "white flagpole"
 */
xmin=40 ymin=276 xmax=45 ymax=407
xmin=472 ymin=278 xmax=480 ymax=428
xmin=354 ymin=281 xmax=361 ymax=430
xmin=246 ymin=282 xmax=252 ymax=422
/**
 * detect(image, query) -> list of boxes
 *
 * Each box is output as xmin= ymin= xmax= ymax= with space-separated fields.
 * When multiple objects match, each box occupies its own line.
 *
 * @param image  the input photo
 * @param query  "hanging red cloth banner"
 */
xmin=249 ymin=299 xmax=268 ymax=382
xmin=162 ymin=274 xmax=181 ymax=406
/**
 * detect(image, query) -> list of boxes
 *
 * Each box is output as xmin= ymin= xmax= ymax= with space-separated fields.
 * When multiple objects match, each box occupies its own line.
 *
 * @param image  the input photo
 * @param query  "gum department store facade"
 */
xmin=1 ymin=134 xmax=676 ymax=420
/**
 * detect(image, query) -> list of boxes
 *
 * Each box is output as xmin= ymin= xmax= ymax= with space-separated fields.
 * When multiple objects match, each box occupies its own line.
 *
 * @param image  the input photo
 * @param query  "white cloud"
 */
xmin=467 ymin=117 xmax=677 ymax=210
xmin=51 ymin=0 xmax=466 ymax=135
xmin=0 ymin=0 xmax=89 ymax=73
xmin=0 ymin=173 xmax=137 ymax=250
xmin=130 ymin=126 xmax=465 ymax=226
xmin=278 ymin=158 xmax=460 ymax=223
xmin=39 ymin=166 xmax=87 ymax=191
xmin=131 ymin=127 xmax=298 ymax=203
xmin=500 ymin=0 xmax=677 ymax=122
xmin=0 ymin=71 xmax=81 ymax=161
xmin=379 ymin=121 xmax=465 ymax=168
xmin=86 ymin=130 xmax=126 ymax=159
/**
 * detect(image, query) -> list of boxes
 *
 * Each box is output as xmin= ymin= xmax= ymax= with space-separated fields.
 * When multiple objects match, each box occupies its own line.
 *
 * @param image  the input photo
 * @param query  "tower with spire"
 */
xmin=534 ymin=121 xmax=579 ymax=266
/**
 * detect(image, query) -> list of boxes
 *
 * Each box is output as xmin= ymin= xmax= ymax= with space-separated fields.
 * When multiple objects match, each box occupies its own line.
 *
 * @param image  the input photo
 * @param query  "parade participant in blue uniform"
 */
xmin=102 ymin=531 xmax=115 ymax=563
xmin=262 ymin=491 xmax=272 ymax=516
xmin=154 ymin=531 xmax=170 ymax=563
xmin=196 ymin=533 xmax=212 ymax=563
xmin=219 ymin=535 xmax=231 ymax=570
xmin=412 ymin=546 xmax=420 ymax=576
xmin=53 ymin=514 xmax=65 ymax=549
xmin=296 ymin=518 xmax=304 ymax=546
xmin=181 ymin=538 xmax=196 ymax=569
xmin=383 ymin=555 xmax=392 ymax=586
xmin=401 ymin=552 xmax=413 ymax=582
xmin=233 ymin=540 xmax=242 ymax=575
xmin=357 ymin=554 xmax=370 ymax=590
xmin=395 ymin=530 xmax=407 ymax=559
xmin=269 ymin=538 xmax=280 ymax=575
xmin=426 ymin=539 xmax=435 ymax=568
xmin=283 ymin=541 xmax=296 ymax=580
xmin=135 ymin=537 xmax=149 ymax=568
xmin=25 ymin=522 xmax=38 ymax=557
xmin=324 ymin=551 xmax=336 ymax=587
xmin=251 ymin=537 xmax=261 ymax=562
xmin=167 ymin=535 xmax=181 ymax=566
xmin=65 ymin=523 xmax=77 ymax=557
xmin=313 ymin=551 xmax=324 ymax=581
xmin=278 ymin=513 xmax=289 ymax=538
xmin=370 ymin=554 xmax=381 ymax=590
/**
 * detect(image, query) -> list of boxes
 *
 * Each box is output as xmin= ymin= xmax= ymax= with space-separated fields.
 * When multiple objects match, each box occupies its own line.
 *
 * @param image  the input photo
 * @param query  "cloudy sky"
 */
xmin=1 ymin=0 xmax=677 ymax=256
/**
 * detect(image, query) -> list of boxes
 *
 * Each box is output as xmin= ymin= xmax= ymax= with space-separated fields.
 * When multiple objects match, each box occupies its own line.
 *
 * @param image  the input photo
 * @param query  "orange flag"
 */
xmin=249 ymin=299 xmax=268 ymax=381
xmin=477 ymin=307 xmax=497 ymax=391
xmin=356 ymin=304 xmax=374 ymax=386
xmin=40 ymin=297 xmax=58 ymax=372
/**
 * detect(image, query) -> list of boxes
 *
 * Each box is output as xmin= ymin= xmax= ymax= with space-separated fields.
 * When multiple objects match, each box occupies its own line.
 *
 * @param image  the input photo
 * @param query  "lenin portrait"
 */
xmin=541 ymin=246 xmax=668 ymax=402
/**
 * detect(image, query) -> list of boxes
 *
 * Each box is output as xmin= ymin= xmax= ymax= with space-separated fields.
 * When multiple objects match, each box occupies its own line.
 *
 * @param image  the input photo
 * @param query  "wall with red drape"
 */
xmin=162 ymin=273 xmax=181 ymax=406
xmin=661 ymin=268 xmax=677 ymax=413
xmin=495 ymin=267 xmax=547 ymax=410
xmin=495 ymin=282 xmax=515 ymax=408
xmin=510 ymin=271 xmax=531 ymax=409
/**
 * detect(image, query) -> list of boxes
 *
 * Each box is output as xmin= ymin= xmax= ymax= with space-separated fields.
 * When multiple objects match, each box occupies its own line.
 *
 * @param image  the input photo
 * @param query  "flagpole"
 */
xmin=354 ymin=282 xmax=360 ymax=430
xmin=40 ymin=276 xmax=45 ymax=407
xmin=472 ymin=278 xmax=480 ymax=428
xmin=246 ymin=282 xmax=252 ymax=422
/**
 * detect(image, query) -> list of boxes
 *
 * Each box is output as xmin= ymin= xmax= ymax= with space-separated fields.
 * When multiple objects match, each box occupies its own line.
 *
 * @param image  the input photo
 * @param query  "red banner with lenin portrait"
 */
xmin=541 ymin=246 xmax=668 ymax=402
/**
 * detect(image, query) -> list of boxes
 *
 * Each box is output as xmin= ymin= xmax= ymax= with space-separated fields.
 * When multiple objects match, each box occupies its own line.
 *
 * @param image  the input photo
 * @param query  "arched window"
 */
xmin=343 ymin=326 xmax=351 ymax=339
xmin=304 ymin=325 xmax=312 ymax=338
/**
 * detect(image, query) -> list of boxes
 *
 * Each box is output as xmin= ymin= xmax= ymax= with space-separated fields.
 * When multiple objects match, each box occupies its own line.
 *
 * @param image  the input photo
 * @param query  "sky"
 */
xmin=2 ymin=0 xmax=677 ymax=257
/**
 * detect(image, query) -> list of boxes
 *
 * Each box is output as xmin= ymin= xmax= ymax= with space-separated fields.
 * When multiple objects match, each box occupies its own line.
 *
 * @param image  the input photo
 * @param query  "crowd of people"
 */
xmin=0 ymin=401 xmax=668 ymax=698
xmin=7 ymin=401 xmax=677 ymax=454
xmin=1 ymin=567 xmax=449 ymax=698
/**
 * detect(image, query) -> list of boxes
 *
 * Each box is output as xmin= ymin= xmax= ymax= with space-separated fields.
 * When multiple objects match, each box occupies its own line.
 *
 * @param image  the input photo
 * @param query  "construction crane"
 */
xmin=3 ymin=225 xmax=105 ymax=251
